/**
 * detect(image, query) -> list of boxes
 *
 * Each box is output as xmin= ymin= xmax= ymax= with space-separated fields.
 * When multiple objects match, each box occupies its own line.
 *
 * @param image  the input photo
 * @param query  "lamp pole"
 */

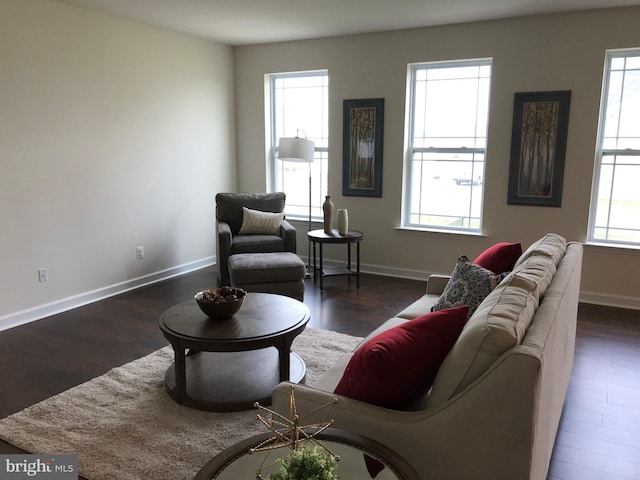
xmin=277 ymin=133 xmax=315 ymax=275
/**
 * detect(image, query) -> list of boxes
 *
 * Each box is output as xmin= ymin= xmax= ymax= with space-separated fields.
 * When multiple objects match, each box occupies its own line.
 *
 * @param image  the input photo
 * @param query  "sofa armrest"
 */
xmin=272 ymin=382 xmax=428 ymax=430
xmin=280 ymin=219 xmax=297 ymax=253
xmin=426 ymin=274 xmax=450 ymax=295
xmin=274 ymin=347 xmax=543 ymax=480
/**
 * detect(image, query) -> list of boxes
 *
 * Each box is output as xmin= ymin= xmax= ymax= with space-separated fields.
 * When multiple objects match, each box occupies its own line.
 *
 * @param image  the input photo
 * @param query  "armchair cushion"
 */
xmin=231 ymin=234 xmax=286 ymax=253
xmin=238 ymin=207 xmax=285 ymax=235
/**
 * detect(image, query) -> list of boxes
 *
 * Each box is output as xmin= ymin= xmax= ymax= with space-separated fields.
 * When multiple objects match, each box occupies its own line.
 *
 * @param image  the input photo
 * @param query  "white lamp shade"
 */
xmin=278 ymin=137 xmax=315 ymax=162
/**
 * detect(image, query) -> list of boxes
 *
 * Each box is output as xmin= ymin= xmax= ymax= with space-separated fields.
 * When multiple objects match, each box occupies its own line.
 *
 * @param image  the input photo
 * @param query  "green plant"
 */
xmin=269 ymin=446 xmax=339 ymax=480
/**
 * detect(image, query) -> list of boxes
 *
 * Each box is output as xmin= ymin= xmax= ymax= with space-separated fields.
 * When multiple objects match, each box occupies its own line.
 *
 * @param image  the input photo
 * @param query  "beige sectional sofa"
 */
xmin=273 ymin=234 xmax=583 ymax=480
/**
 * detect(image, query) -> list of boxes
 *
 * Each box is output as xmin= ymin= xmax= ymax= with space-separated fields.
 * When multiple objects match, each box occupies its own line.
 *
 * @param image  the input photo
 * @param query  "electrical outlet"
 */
xmin=38 ymin=268 xmax=48 ymax=283
xmin=136 ymin=246 xmax=144 ymax=259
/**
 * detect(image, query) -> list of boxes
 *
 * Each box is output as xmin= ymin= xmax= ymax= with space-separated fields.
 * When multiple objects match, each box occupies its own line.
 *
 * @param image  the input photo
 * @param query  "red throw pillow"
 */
xmin=333 ymin=306 xmax=469 ymax=409
xmin=473 ymin=242 xmax=522 ymax=273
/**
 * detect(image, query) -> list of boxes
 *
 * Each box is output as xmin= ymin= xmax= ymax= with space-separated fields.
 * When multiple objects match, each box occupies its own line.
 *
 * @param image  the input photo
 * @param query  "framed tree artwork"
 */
xmin=342 ymin=98 xmax=384 ymax=197
xmin=507 ymin=91 xmax=571 ymax=207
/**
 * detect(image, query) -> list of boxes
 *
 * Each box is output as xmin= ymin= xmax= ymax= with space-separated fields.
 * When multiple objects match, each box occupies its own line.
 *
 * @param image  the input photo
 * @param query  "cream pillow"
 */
xmin=238 ymin=207 xmax=284 ymax=235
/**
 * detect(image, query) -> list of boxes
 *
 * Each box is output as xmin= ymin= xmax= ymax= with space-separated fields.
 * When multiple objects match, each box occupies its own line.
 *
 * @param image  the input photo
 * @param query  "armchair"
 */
xmin=215 ymin=192 xmax=297 ymax=285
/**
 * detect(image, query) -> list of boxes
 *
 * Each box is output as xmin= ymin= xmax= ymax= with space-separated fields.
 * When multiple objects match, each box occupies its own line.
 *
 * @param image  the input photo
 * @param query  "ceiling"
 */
xmin=53 ymin=0 xmax=640 ymax=46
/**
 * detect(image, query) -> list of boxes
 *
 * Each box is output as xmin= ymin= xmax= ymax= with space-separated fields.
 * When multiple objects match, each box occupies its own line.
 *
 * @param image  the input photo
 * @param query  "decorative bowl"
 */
xmin=194 ymin=286 xmax=247 ymax=319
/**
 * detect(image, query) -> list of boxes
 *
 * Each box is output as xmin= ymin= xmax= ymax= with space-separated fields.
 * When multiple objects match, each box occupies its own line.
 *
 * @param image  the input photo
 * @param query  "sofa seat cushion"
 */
xmin=334 ymin=306 xmax=469 ymax=409
xmin=396 ymin=295 xmax=440 ymax=320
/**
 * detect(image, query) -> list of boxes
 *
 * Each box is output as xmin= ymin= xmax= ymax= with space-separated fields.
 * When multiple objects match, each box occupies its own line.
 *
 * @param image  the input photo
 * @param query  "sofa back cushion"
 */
xmin=513 ymin=233 xmax=566 ymax=270
xmin=426 ymin=234 xmax=567 ymax=407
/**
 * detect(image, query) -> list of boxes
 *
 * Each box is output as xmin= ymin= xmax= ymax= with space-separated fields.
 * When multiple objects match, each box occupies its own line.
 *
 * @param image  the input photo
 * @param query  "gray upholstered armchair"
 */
xmin=215 ymin=192 xmax=297 ymax=285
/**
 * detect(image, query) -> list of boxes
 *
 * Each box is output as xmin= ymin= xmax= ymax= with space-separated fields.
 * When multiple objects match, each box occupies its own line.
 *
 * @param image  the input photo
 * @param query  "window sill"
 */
xmin=393 ymin=226 xmax=486 ymax=239
xmin=584 ymin=241 xmax=640 ymax=255
xmin=286 ymin=215 xmax=322 ymax=225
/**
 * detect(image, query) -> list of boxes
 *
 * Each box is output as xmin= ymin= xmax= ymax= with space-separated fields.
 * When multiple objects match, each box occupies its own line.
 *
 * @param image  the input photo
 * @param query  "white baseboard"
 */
xmin=579 ymin=290 xmax=640 ymax=311
xmin=3 ymin=256 xmax=638 ymax=332
xmin=0 ymin=257 xmax=216 ymax=332
xmin=355 ymin=261 xmax=431 ymax=282
xmin=327 ymin=259 xmax=640 ymax=311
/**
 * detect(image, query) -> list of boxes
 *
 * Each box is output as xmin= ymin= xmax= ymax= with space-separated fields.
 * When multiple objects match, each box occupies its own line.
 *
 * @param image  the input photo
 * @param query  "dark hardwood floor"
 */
xmin=550 ymin=304 xmax=640 ymax=480
xmin=1 ymin=266 xmax=639 ymax=479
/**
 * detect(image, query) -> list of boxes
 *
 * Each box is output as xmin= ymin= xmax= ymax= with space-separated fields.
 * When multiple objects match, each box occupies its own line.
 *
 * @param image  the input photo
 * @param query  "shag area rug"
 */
xmin=0 ymin=327 xmax=362 ymax=480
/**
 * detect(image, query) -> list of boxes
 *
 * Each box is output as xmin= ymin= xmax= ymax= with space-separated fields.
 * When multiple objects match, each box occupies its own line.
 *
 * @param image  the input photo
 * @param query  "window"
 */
xmin=589 ymin=49 xmax=640 ymax=246
xmin=404 ymin=59 xmax=492 ymax=232
xmin=268 ymin=71 xmax=328 ymax=220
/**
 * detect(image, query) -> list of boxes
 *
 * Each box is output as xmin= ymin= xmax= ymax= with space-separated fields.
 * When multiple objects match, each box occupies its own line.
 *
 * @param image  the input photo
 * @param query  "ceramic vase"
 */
xmin=337 ymin=209 xmax=349 ymax=235
xmin=322 ymin=195 xmax=334 ymax=234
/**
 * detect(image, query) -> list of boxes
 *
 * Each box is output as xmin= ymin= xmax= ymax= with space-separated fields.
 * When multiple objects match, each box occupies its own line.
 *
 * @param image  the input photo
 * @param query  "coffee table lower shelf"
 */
xmin=165 ymin=349 xmax=305 ymax=412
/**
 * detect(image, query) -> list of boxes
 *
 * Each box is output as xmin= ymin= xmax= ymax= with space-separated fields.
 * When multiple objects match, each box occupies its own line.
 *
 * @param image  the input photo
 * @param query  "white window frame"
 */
xmin=403 ymin=58 xmax=492 ymax=233
xmin=267 ymin=70 xmax=328 ymax=221
xmin=588 ymin=48 xmax=640 ymax=246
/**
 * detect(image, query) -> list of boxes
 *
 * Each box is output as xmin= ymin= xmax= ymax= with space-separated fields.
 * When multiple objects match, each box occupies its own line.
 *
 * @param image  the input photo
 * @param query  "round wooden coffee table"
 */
xmin=193 ymin=428 xmax=420 ymax=480
xmin=159 ymin=292 xmax=310 ymax=412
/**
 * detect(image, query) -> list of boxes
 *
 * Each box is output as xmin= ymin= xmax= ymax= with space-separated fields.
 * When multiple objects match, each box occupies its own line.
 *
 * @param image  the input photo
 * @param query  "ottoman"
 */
xmin=228 ymin=252 xmax=305 ymax=301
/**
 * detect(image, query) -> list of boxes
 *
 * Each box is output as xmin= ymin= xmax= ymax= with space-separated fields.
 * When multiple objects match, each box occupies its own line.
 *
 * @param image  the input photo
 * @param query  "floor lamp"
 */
xmin=277 ymin=133 xmax=315 ymax=272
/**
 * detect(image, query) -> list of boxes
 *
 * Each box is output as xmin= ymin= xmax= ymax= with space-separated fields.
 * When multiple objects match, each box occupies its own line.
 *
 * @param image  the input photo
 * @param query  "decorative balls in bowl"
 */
xmin=194 ymin=286 xmax=247 ymax=319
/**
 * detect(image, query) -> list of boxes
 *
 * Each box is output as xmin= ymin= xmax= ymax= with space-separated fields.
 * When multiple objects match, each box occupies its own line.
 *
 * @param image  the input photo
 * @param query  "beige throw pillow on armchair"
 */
xmin=238 ymin=207 xmax=284 ymax=235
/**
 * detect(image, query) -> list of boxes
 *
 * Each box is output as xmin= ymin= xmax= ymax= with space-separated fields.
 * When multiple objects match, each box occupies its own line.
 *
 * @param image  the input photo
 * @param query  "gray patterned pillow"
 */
xmin=432 ymin=255 xmax=499 ymax=318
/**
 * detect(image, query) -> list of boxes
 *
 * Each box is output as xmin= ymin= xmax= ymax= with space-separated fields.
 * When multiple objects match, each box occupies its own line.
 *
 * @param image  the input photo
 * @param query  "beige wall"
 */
xmin=2 ymin=2 xmax=639 ymax=330
xmin=235 ymin=6 xmax=640 ymax=309
xmin=0 ymin=0 xmax=235 ymax=327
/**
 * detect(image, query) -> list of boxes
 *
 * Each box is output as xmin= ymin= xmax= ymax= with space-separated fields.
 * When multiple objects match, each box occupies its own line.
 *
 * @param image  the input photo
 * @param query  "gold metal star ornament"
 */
xmin=251 ymin=385 xmax=340 ymax=477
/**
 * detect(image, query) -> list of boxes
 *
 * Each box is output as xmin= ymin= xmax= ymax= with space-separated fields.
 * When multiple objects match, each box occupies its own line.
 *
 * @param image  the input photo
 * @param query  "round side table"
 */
xmin=307 ymin=229 xmax=363 ymax=291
